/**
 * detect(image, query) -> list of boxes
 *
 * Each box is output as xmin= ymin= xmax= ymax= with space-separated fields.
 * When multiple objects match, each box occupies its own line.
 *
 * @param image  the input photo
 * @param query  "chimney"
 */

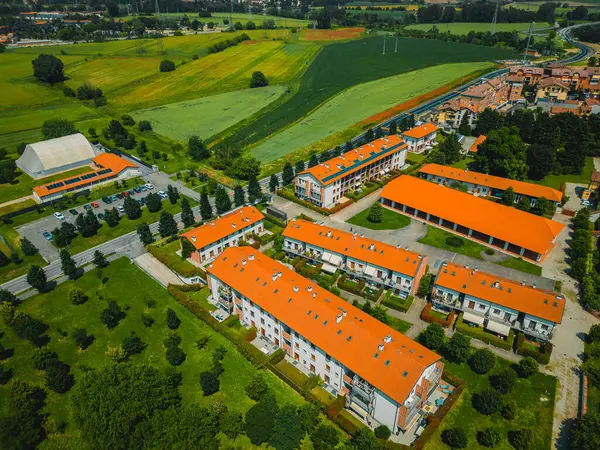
xmin=384 ymin=334 xmax=392 ymax=343
xmin=242 ymin=259 xmax=247 ymax=266
xmin=210 ymin=222 xmax=215 ymax=227
xmin=272 ymin=273 xmax=277 ymax=282
xmin=248 ymin=253 xmax=255 ymax=261
xmin=307 ymin=286 xmax=313 ymax=292
xmin=191 ymin=236 xmax=196 ymax=242
xmin=278 ymin=271 xmax=282 ymax=278
xmin=378 ymin=344 xmax=384 ymax=352
xmin=294 ymin=286 xmax=299 ymax=293
xmin=232 ymin=223 xmax=236 ymax=229
xmin=336 ymin=313 xmax=343 ymax=323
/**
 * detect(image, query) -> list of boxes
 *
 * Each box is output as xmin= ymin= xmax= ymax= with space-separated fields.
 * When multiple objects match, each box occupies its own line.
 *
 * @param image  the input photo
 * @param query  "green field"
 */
xmin=346 ymin=8 xmax=408 ymax=17
xmin=0 ymin=258 xmax=303 ymax=447
xmin=347 ymin=205 xmax=412 ymax=230
xmin=132 ymin=86 xmax=286 ymax=141
xmin=221 ymin=37 xmax=515 ymax=153
xmin=418 ymin=225 xmax=486 ymax=260
xmin=117 ymin=12 xmax=312 ymax=27
xmin=406 ymin=22 xmax=546 ymax=35
xmin=250 ymin=62 xmax=493 ymax=162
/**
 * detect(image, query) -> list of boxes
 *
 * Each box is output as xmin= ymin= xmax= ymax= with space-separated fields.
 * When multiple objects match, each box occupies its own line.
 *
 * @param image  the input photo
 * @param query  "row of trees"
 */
xmin=569 ymin=209 xmax=600 ymax=311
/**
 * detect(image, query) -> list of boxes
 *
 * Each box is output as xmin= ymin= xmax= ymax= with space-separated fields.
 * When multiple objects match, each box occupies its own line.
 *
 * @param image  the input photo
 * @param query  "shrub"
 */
xmin=418 ymin=323 xmax=445 ymax=351
xmin=166 ymin=346 xmax=186 ymax=366
xmin=141 ymin=313 xmax=154 ymax=327
xmin=446 ymin=236 xmax=464 ymax=247
xmin=441 ymin=427 xmax=467 ymax=449
xmin=472 ymin=389 xmax=502 ymax=415
xmin=478 ymin=428 xmax=502 ymax=447
xmin=45 ymin=358 xmax=74 ymax=393
xmin=485 ymin=248 xmax=495 ymax=255
xmin=516 ymin=356 xmax=539 ymax=378
xmin=508 ymin=428 xmax=534 ymax=450
xmin=250 ymin=71 xmax=268 ymax=88
xmin=417 ymin=273 xmax=432 ymax=298
xmin=0 ymin=366 xmax=13 ymax=385
xmin=32 ymin=347 xmax=58 ymax=370
xmin=444 ymin=332 xmax=471 ymax=363
xmin=491 ymin=368 xmax=517 ymax=394
xmin=69 ymin=288 xmax=87 ymax=305
xmin=166 ymin=308 xmax=181 ymax=330
xmin=196 ymin=334 xmax=211 ymax=349
xmin=374 ymin=424 xmax=391 ymax=440
xmin=199 ymin=371 xmax=220 ymax=396
xmin=468 ymin=348 xmax=496 ymax=374
xmin=122 ymin=334 xmax=147 ymax=356
xmin=100 ymin=301 xmax=125 ymax=329
xmin=72 ymin=328 xmax=94 ymax=350
xmin=501 ymin=401 xmax=517 ymax=421
xmin=159 ymin=59 xmax=176 ymax=72
xmin=246 ymin=373 xmax=269 ymax=401
xmin=163 ymin=331 xmax=182 ymax=348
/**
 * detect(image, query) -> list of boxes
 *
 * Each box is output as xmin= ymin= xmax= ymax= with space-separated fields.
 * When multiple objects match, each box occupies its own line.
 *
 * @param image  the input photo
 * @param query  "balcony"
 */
xmin=516 ymin=322 xmax=553 ymax=341
xmin=282 ymin=330 xmax=291 ymax=342
xmin=343 ymin=373 xmax=353 ymax=385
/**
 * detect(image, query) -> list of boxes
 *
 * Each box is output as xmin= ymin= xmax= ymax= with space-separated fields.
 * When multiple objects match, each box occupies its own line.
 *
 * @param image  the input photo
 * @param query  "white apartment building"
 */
xmin=432 ymin=262 xmax=565 ymax=341
xmin=295 ymin=135 xmax=407 ymax=209
xmin=206 ymin=246 xmax=443 ymax=434
xmin=401 ymin=123 xmax=439 ymax=154
xmin=179 ymin=205 xmax=264 ymax=265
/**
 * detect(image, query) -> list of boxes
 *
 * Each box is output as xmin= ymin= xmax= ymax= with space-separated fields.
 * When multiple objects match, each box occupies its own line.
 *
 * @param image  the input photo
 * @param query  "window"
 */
xmin=493 ymin=308 xmax=501 ymax=315
xmin=325 ymin=375 xmax=330 ymax=384
xmin=478 ymin=304 xmax=486 ymax=311
xmin=250 ymin=311 xmax=255 ymax=317
xmin=260 ymin=318 xmax=265 ymax=325
xmin=311 ymin=354 xmax=315 ymax=362
xmin=541 ymin=324 xmax=549 ymax=331
xmin=295 ymin=343 xmax=299 ymax=349
xmin=325 ymin=364 xmax=331 ymax=372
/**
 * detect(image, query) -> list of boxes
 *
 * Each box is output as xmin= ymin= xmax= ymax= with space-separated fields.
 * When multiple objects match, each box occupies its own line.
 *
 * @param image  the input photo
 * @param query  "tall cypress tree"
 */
xmin=234 ymin=185 xmax=245 ymax=207
xmin=248 ymin=175 xmax=262 ymax=203
xmin=60 ymin=249 xmax=77 ymax=279
xmin=180 ymin=197 xmax=195 ymax=228
xmin=269 ymin=174 xmax=279 ymax=192
xmin=282 ymin=162 xmax=294 ymax=186
xmin=214 ymin=186 xmax=232 ymax=214
xmin=199 ymin=189 xmax=213 ymax=220
xmin=137 ymin=222 xmax=153 ymax=245
xmin=158 ymin=211 xmax=178 ymax=238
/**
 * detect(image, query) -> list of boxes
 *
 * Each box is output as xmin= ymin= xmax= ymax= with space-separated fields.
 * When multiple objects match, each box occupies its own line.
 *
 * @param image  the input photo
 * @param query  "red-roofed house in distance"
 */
xmin=179 ymin=206 xmax=264 ymax=265
xmin=206 ymin=246 xmax=443 ymax=435
xmin=432 ymin=262 xmax=565 ymax=341
xmin=401 ymin=123 xmax=438 ymax=154
xmin=295 ymin=135 xmax=407 ymax=208
xmin=469 ymin=135 xmax=486 ymax=153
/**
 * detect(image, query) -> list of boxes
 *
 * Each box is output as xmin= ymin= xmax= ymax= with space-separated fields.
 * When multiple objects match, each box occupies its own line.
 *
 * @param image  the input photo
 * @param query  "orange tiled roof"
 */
xmin=380 ymin=176 xmax=565 ymax=256
xmin=207 ymin=246 xmax=440 ymax=404
xmin=419 ymin=163 xmax=563 ymax=203
xmin=180 ymin=206 xmax=264 ymax=250
xmin=402 ymin=123 xmax=438 ymax=140
xmin=435 ymin=262 xmax=565 ymax=323
xmin=299 ymin=135 xmax=406 ymax=186
xmin=538 ymin=78 xmax=570 ymax=90
xmin=469 ymin=135 xmax=486 ymax=153
xmin=282 ymin=219 xmax=424 ymax=277
xmin=33 ymin=153 xmax=136 ymax=197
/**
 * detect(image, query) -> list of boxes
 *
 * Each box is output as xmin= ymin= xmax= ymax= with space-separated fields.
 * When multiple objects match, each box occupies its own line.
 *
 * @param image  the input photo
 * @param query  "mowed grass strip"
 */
xmin=347 ymin=206 xmax=412 ymax=230
xmin=132 ymin=86 xmax=286 ymax=141
xmin=418 ymin=225 xmax=487 ymax=260
xmin=250 ymin=62 xmax=492 ymax=162
xmin=0 ymin=257 xmax=304 ymax=438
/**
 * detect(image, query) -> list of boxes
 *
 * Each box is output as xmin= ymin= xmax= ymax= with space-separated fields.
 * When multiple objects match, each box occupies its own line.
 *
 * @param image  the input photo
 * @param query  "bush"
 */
xmin=501 ymin=401 xmax=517 ymax=421
xmin=418 ymin=323 xmax=445 ymax=351
xmin=444 ymin=332 xmax=471 ymax=363
xmin=468 ymin=348 xmax=496 ymax=374
xmin=478 ymin=428 xmax=502 ymax=447
xmin=32 ymin=347 xmax=58 ymax=370
xmin=484 ymin=248 xmax=495 ymax=255
xmin=159 ymin=59 xmax=176 ymax=72
xmin=245 ymin=373 xmax=269 ymax=401
xmin=100 ymin=301 xmax=125 ymax=329
xmin=269 ymin=348 xmax=285 ymax=365
xmin=446 ymin=236 xmax=464 ymax=247
xmin=441 ymin=427 xmax=467 ymax=449
xmin=491 ymin=368 xmax=517 ymax=394
xmin=516 ymin=356 xmax=539 ymax=378
xmin=374 ymin=424 xmax=391 ymax=440
xmin=417 ymin=273 xmax=433 ymax=297
xmin=166 ymin=346 xmax=186 ymax=366
xmin=69 ymin=288 xmax=87 ymax=305
xmin=472 ymin=389 xmax=502 ymax=415
xmin=199 ymin=371 xmax=220 ymax=396
xmin=122 ymin=334 xmax=147 ymax=356
xmin=141 ymin=313 xmax=154 ymax=327
xmin=72 ymin=328 xmax=94 ymax=350
xmin=166 ymin=308 xmax=181 ymax=330
xmin=508 ymin=428 xmax=534 ymax=450
xmin=45 ymin=359 xmax=74 ymax=393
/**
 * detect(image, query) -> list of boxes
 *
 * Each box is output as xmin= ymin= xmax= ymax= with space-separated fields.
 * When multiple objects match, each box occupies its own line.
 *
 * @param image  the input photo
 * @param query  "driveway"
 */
xmin=563 ymin=182 xmax=588 ymax=212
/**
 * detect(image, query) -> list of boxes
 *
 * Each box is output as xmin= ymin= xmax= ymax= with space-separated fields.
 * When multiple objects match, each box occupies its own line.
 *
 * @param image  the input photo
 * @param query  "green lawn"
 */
xmin=347 ymin=205 xmax=412 ymax=230
xmin=148 ymin=239 xmax=206 ymax=278
xmin=425 ymin=358 xmax=556 ymax=450
xmin=498 ymin=258 xmax=542 ymax=276
xmin=250 ymin=62 xmax=494 ymax=163
xmin=527 ymin=157 xmax=595 ymax=190
xmin=406 ymin=22 xmax=546 ymax=35
xmin=0 ymin=257 xmax=304 ymax=447
xmin=388 ymin=316 xmax=412 ymax=334
xmin=418 ymin=225 xmax=486 ymax=260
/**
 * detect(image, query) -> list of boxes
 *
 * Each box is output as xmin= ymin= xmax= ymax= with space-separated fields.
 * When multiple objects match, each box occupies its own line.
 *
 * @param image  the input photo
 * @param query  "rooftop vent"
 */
xmin=242 ymin=259 xmax=247 ymax=266
xmin=384 ymin=360 xmax=390 ymax=366
xmin=336 ymin=313 xmax=343 ymax=324
xmin=191 ymin=236 xmax=197 ymax=242
xmin=307 ymin=286 xmax=313 ymax=292
xmin=374 ymin=353 xmax=379 ymax=359
xmin=294 ymin=286 xmax=299 ymax=293
xmin=378 ymin=344 xmax=384 ymax=352
xmin=384 ymin=334 xmax=392 ymax=343
xmin=210 ymin=222 xmax=215 ymax=227
xmin=272 ymin=274 xmax=278 ymax=282
xmin=402 ymin=371 xmax=408 ymax=377
xmin=248 ymin=253 xmax=255 ymax=261
xmin=232 ymin=223 xmax=236 ymax=229
xmin=312 ymin=292 xmax=317 ymax=298
xmin=347 ymin=336 xmax=352 ymax=342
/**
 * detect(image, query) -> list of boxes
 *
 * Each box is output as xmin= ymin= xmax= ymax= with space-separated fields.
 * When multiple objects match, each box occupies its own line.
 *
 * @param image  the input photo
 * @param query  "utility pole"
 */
xmin=490 ymin=0 xmax=499 ymax=34
xmin=230 ymin=0 xmax=233 ymax=27
xmin=394 ymin=29 xmax=398 ymax=52
xmin=523 ymin=21 xmax=535 ymax=61
xmin=382 ymin=33 xmax=387 ymax=55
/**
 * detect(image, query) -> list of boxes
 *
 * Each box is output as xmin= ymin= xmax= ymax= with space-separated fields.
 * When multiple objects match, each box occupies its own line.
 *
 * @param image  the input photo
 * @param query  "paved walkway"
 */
xmin=133 ymin=253 xmax=184 ymax=287
xmin=0 ymin=195 xmax=34 ymax=210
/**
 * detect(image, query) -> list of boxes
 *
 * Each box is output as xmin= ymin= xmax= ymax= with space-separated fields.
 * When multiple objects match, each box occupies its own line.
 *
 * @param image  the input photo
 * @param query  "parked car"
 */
xmin=54 ymin=212 xmax=65 ymax=220
xmin=158 ymin=190 xmax=168 ymax=199
xmin=68 ymin=209 xmax=78 ymax=216
xmin=116 ymin=194 xmax=124 ymax=200
xmin=91 ymin=202 xmax=100 ymax=208
xmin=133 ymin=186 xmax=142 ymax=193
xmin=128 ymin=189 xmax=136 ymax=196
xmin=145 ymin=183 xmax=154 ymax=190
xmin=42 ymin=231 xmax=53 ymax=241
xmin=117 ymin=206 xmax=125 ymax=214
xmin=102 ymin=196 xmax=112 ymax=204
xmin=581 ymin=200 xmax=591 ymax=206
xmin=83 ymin=204 xmax=93 ymax=211
xmin=109 ymin=195 xmax=118 ymax=202
xmin=122 ymin=191 xmax=130 ymax=198
xmin=98 ymin=213 xmax=105 ymax=221
xmin=138 ymin=185 xmax=147 ymax=192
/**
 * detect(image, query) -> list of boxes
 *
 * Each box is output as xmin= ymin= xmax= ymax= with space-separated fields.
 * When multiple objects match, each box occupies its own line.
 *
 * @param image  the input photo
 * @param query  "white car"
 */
xmin=581 ymin=200 xmax=591 ymax=207
xmin=144 ymin=183 xmax=154 ymax=190
xmin=53 ymin=212 xmax=65 ymax=220
xmin=159 ymin=190 xmax=168 ymax=199
xmin=117 ymin=206 xmax=125 ymax=214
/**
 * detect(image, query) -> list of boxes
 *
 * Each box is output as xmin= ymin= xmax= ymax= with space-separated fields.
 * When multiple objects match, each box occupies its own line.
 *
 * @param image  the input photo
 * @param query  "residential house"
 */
xmin=179 ymin=206 xmax=264 ymax=265
xmin=282 ymin=219 xmax=427 ymax=297
xmin=432 ymin=262 xmax=565 ymax=341
xmin=401 ymin=123 xmax=438 ymax=154
xmin=206 ymin=246 xmax=443 ymax=434
xmin=295 ymin=135 xmax=407 ymax=208
xmin=535 ymin=78 xmax=570 ymax=102
xmin=469 ymin=135 xmax=486 ymax=154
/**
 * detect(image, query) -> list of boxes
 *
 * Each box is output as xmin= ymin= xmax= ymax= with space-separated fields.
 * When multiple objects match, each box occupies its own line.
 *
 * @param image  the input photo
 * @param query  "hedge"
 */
xmin=263 ymin=213 xmax=287 ymax=229
xmin=298 ymin=213 xmax=317 ymax=222
xmin=515 ymin=332 xmax=552 ymax=365
xmin=421 ymin=303 xmax=455 ymax=328
xmin=148 ymin=242 xmax=207 ymax=279
xmin=381 ymin=291 xmax=414 ymax=313
xmin=338 ymin=274 xmax=365 ymax=295
xmin=269 ymin=348 xmax=286 ymax=365
xmin=455 ymin=313 xmax=515 ymax=351
xmin=277 ymin=188 xmax=353 ymax=215
xmin=345 ymin=181 xmax=382 ymax=201
xmin=364 ymin=287 xmax=384 ymax=302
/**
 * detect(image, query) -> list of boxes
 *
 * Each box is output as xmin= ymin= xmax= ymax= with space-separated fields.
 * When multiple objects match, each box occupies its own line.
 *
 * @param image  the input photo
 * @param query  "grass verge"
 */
xmin=347 ymin=206 xmax=411 ymax=230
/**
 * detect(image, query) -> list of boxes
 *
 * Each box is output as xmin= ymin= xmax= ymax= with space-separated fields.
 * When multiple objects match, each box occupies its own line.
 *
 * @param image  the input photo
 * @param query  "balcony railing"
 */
xmin=343 ymin=373 xmax=353 ymax=385
xmin=282 ymin=330 xmax=291 ymax=342
xmin=517 ymin=322 xmax=553 ymax=341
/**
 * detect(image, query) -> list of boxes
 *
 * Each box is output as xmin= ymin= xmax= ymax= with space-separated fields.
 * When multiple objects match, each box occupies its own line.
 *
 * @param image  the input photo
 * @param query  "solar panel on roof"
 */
xmin=96 ymin=168 xmax=112 ymax=176
xmin=81 ymin=173 xmax=97 ymax=180
xmin=64 ymin=177 xmax=82 ymax=185
xmin=47 ymin=182 xmax=64 ymax=190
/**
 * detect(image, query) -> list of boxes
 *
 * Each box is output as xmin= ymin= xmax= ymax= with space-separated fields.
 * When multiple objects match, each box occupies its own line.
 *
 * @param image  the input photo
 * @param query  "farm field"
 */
xmin=406 ymin=22 xmax=548 ymax=34
xmin=0 ymin=258 xmax=304 ymax=447
xmin=132 ymin=86 xmax=286 ymax=141
xmin=346 ymin=8 xmax=409 ymax=17
xmin=300 ymin=27 xmax=365 ymax=40
xmin=250 ymin=62 xmax=493 ymax=162
xmin=116 ymin=12 xmax=312 ymax=27
xmin=221 ymin=37 xmax=516 ymax=152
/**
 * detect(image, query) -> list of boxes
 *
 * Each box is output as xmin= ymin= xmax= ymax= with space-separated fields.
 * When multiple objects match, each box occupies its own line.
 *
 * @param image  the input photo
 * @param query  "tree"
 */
xmin=92 ymin=250 xmax=108 ymax=269
xmin=389 ymin=120 xmax=397 ymax=135
xmin=269 ymin=174 xmax=280 ymax=192
xmin=122 ymin=334 xmax=147 ymax=356
xmin=267 ymin=405 xmax=304 ymax=450
xmin=138 ymin=120 xmax=152 ymax=132
xmin=458 ymin=113 xmax=471 ymax=136
xmin=472 ymin=389 xmax=502 ymax=415
xmin=227 ymin=155 xmax=261 ymax=180
xmin=248 ymin=175 xmax=262 ymax=203
xmin=526 ymin=144 xmax=556 ymax=180
xmin=502 ymin=400 xmax=516 ymax=419
xmin=214 ymin=185 xmax=232 ymax=214
xmin=364 ymin=128 xmax=374 ymax=143
xmin=60 ymin=249 xmax=78 ymax=279
xmin=282 ymin=162 xmax=294 ymax=185
xmin=104 ymin=208 xmax=119 ymax=228
xmin=474 ymin=127 xmax=528 ymax=180
xmin=26 ymin=265 xmax=47 ymax=291
xmin=374 ymin=424 xmax=391 ymax=440
xmin=69 ymin=288 xmax=87 ymax=305
xmin=245 ymin=394 xmax=278 ymax=445
xmin=45 ymin=358 xmax=74 ymax=393
xmin=367 ymin=202 xmax=383 ymax=223
xmin=234 ymin=185 xmax=245 ymax=207
xmin=166 ymin=346 xmax=186 ymax=366
xmin=589 ymin=324 xmax=600 ymax=343
xmin=32 ymin=54 xmax=65 ymax=84
xmin=571 ymin=412 xmax=600 ymax=449
xmin=246 ymin=373 xmax=269 ymax=401
xmin=200 ymin=189 xmax=213 ymax=220
xmin=250 ymin=71 xmax=268 ymax=88
xmin=295 ymin=160 xmax=305 ymax=175
xmin=500 ymin=186 xmax=516 ymax=205
xmin=508 ymin=428 xmax=534 ymax=450
xmin=100 ymin=301 xmax=125 ymax=329
xmin=137 ymin=222 xmax=153 ymax=245
xmin=310 ymin=423 xmax=339 ymax=450
xmin=123 ymin=196 xmax=141 ymax=220
xmin=73 ymin=328 xmax=94 ymax=350
xmin=200 ymin=371 xmax=220 ymax=396
xmin=41 ymin=118 xmax=77 ymax=140
xmin=180 ymin=198 xmax=195 ymax=228
xmin=188 ymin=135 xmax=210 ymax=160
xmin=477 ymin=428 xmax=502 ymax=447
xmin=532 ymin=197 xmax=554 ymax=217
xmin=0 ymin=250 xmax=9 ymax=268
xmin=166 ymin=308 xmax=181 ymax=330
xmin=516 ymin=356 xmax=538 ymax=378
xmin=441 ymin=428 xmax=467 ymax=449
xmin=167 ymin=184 xmax=179 ymax=204
xmin=0 ymin=289 xmax=19 ymax=306
xmin=308 ymin=153 xmax=319 ymax=168
xmin=432 ymin=133 xmax=462 ymax=165
xmin=474 ymin=108 xmax=504 ymax=136
xmin=491 ymin=368 xmax=517 ymax=394
xmin=160 ymin=59 xmax=176 ymax=72
xmin=20 ymin=238 xmax=38 ymax=257
xmin=418 ymin=324 xmax=445 ymax=351
xmin=158 ymin=211 xmax=178 ymax=238
xmin=145 ymin=192 xmax=162 ymax=213
xmin=445 ymin=332 xmax=471 ymax=363
xmin=468 ymin=348 xmax=495 ymax=374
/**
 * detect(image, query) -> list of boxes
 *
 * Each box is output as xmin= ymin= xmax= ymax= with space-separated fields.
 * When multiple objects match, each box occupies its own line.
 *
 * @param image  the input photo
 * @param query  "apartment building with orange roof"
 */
xmin=282 ymin=220 xmax=427 ymax=297
xmin=401 ymin=123 xmax=438 ymax=154
xmin=432 ymin=262 xmax=565 ymax=341
xmin=179 ymin=206 xmax=264 ymax=265
xmin=206 ymin=246 xmax=443 ymax=434
xmin=295 ymin=135 xmax=407 ymax=208
xmin=418 ymin=163 xmax=563 ymax=205
xmin=379 ymin=176 xmax=565 ymax=263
